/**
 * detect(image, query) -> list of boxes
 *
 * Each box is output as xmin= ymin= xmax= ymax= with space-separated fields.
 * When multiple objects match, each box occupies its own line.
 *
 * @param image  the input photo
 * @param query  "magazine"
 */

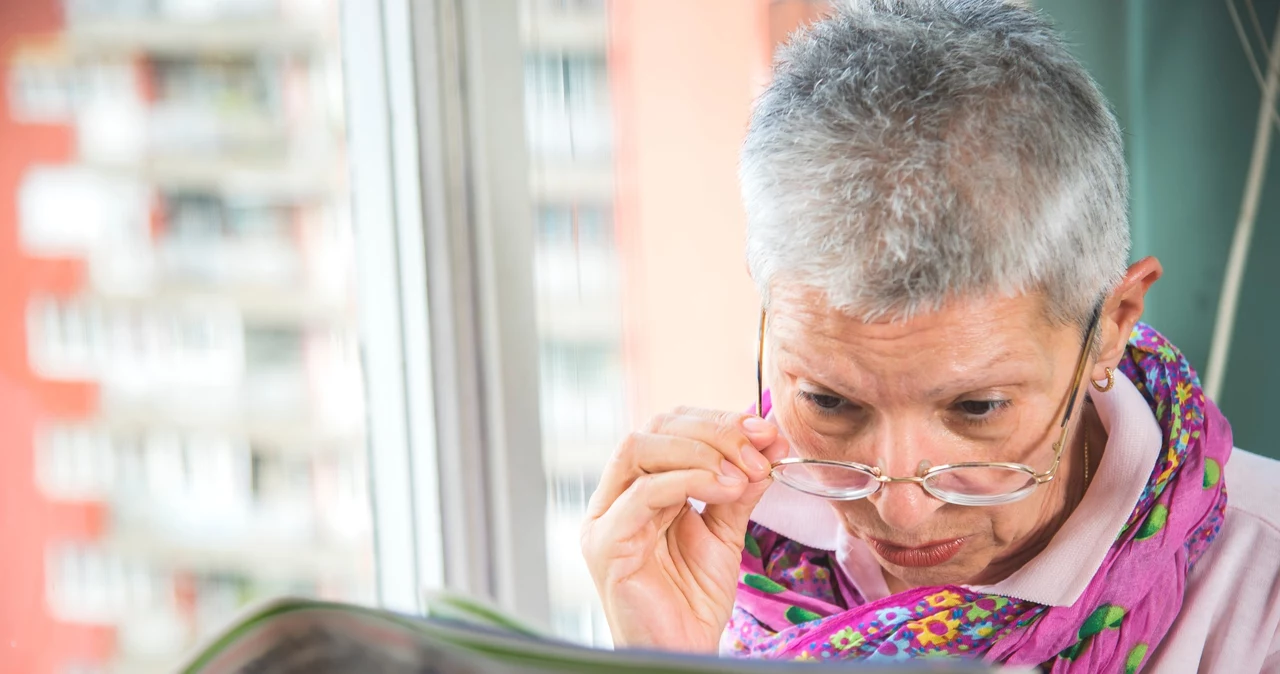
xmin=175 ymin=593 xmax=1029 ymax=673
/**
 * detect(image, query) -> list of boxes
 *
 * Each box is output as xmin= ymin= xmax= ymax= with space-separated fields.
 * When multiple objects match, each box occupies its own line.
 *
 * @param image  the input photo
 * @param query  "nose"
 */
xmin=868 ymin=479 xmax=946 ymax=531
xmin=865 ymin=424 xmax=946 ymax=531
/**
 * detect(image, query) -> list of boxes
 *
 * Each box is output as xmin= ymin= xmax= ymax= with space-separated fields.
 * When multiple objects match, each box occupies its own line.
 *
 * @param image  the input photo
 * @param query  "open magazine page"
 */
xmin=177 ymin=597 xmax=1030 ymax=674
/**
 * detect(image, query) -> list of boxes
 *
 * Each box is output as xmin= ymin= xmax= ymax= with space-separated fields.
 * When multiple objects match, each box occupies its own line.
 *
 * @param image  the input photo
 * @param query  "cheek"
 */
xmin=833 ymin=500 xmax=997 ymax=544
xmin=773 ymin=391 xmax=860 ymax=460
xmin=984 ymin=498 xmax=1046 ymax=546
xmin=828 ymin=499 xmax=880 ymax=528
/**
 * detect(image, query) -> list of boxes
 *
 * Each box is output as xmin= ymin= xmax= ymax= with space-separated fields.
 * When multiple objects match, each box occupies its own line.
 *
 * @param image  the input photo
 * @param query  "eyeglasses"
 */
xmin=755 ymin=305 xmax=1101 ymax=507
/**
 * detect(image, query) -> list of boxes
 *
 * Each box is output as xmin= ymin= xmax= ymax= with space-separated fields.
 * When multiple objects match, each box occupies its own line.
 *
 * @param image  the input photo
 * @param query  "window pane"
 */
xmin=519 ymin=0 xmax=833 ymax=647
xmin=2 ymin=1 xmax=374 ymax=672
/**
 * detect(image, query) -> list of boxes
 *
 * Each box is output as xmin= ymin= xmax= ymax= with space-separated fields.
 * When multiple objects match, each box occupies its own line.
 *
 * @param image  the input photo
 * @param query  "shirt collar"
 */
xmin=749 ymin=374 xmax=1161 ymax=607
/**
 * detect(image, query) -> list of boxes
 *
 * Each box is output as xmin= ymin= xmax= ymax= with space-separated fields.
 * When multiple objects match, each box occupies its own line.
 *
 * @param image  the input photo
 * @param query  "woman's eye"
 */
xmin=799 ymin=390 xmax=846 ymax=412
xmin=956 ymin=399 xmax=1010 ymax=417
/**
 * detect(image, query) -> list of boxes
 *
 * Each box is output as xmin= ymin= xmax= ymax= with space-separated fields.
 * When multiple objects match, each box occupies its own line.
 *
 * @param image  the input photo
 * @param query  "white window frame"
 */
xmin=341 ymin=0 xmax=550 ymax=626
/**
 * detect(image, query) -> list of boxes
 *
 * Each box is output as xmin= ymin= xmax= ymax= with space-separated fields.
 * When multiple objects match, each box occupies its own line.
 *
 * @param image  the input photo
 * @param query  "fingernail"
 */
xmin=742 ymin=417 xmax=773 ymax=435
xmin=719 ymin=459 xmax=748 ymax=484
xmin=741 ymin=447 xmax=770 ymax=474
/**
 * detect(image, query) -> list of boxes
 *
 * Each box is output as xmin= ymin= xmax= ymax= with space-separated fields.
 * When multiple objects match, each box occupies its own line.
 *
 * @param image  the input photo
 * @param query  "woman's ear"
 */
xmin=1094 ymin=257 xmax=1163 ymax=377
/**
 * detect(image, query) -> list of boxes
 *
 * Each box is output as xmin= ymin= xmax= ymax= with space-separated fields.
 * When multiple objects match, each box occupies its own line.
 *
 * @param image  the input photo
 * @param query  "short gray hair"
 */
xmin=742 ymin=0 xmax=1129 ymax=327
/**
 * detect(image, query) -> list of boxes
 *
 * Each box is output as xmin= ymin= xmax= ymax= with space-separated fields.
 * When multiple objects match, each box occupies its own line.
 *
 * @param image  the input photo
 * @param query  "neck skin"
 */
xmin=879 ymin=403 xmax=1107 ymax=595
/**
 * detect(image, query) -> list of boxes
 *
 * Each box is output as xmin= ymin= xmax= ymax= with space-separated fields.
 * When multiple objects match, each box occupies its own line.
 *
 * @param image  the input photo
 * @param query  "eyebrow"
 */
xmin=778 ymin=341 xmax=1033 ymax=399
xmin=922 ymin=374 xmax=1031 ymax=399
xmin=919 ymin=347 xmax=1037 ymax=398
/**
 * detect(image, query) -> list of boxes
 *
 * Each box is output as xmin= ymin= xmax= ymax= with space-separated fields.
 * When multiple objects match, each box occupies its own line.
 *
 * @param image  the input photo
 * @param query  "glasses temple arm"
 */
xmin=1059 ymin=307 xmax=1104 ymax=429
xmin=757 ymin=308 xmax=767 ymax=417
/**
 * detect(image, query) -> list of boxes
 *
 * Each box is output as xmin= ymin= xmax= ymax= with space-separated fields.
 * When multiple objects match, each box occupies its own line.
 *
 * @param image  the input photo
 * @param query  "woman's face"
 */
xmin=766 ymin=285 xmax=1092 ymax=590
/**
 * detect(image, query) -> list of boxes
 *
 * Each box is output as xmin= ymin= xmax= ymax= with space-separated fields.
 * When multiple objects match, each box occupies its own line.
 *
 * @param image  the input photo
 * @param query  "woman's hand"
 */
xmin=581 ymin=407 xmax=789 ymax=653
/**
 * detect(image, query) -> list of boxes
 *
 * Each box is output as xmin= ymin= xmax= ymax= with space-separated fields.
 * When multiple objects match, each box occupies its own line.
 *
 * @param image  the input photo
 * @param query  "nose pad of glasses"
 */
xmin=873 ymin=458 xmax=932 ymax=477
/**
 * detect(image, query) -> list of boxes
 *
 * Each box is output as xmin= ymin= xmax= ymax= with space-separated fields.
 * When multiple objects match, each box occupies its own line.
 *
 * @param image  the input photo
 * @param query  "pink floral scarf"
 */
xmin=722 ymin=323 xmax=1230 ymax=672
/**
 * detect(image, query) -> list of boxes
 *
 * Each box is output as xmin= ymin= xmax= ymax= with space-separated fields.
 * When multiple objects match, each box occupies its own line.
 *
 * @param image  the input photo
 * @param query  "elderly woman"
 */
xmin=581 ymin=1 xmax=1280 ymax=672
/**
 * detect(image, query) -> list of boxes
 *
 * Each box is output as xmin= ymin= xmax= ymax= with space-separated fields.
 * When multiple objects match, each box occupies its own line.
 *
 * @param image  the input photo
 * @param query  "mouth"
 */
xmin=868 ymin=537 xmax=967 ymax=568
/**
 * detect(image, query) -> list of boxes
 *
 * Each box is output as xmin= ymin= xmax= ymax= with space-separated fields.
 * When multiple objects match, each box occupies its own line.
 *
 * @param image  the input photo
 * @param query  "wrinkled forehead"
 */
xmin=764 ymin=285 xmax=1075 ymax=392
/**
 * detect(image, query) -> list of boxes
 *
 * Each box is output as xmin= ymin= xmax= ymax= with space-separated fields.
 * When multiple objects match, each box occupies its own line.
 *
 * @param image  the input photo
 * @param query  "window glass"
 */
xmin=518 ymin=0 xmax=833 ymax=646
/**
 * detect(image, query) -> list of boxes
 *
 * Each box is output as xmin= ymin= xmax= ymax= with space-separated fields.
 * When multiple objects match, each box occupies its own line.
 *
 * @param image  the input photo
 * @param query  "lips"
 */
xmin=868 ymin=537 xmax=967 ymax=568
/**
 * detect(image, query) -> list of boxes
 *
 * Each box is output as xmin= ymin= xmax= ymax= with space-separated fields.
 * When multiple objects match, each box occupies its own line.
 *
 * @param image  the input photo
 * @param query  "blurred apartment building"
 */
xmin=518 ymin=0 xmax=620 ymax=647
xmin=2 ymin=2 xmax=372 ymax=672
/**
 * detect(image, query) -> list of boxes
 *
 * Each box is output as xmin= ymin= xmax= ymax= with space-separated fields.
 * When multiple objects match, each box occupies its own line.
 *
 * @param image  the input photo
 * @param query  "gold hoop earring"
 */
xmin=1091 ymin=366 xmax=1115 ymax=393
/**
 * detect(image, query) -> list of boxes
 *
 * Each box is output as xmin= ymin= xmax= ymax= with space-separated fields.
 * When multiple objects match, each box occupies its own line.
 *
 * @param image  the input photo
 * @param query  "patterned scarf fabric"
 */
xmin=722 ymin=323 xmax=1231 ymax=672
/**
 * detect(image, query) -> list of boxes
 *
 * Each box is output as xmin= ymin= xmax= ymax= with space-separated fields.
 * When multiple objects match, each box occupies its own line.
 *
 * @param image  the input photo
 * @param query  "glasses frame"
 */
xmin=756 ymin=303 xmax=1102 ymax=506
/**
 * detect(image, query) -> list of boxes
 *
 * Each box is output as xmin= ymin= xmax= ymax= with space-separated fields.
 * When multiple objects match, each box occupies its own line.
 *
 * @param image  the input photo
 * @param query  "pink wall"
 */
xmin=609 ymin=0 xmax=771 ymax=422
xmin=609 ymin=0 xmax=832 ymax=424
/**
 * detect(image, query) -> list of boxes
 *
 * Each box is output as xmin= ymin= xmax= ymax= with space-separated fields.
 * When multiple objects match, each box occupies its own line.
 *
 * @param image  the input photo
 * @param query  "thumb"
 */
xmin=702 ymin=426 xmax=792 ymax=540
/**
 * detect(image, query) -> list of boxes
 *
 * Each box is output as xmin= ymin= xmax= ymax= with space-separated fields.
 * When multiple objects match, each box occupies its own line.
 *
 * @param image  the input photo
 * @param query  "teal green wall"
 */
xmin=1038 ymin=0 xmax=1279 ymax=457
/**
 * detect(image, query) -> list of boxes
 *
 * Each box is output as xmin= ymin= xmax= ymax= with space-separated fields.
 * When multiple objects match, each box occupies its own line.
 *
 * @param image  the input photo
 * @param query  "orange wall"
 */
xmin=610 ymin=0 xmax=770 ymax=423
xmin=609 ymin=0 xmax=831 ymax=423
xmin=1 ymin=3 xmax=113 ymax=673
xmin=768 ymin=0 xmax=834 ymax=53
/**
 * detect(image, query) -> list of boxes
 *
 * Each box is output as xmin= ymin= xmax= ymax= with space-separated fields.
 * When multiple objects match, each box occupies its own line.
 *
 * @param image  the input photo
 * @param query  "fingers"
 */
xmin=586 ymin=433 xmax=724 ymax=520
xmin=580 ymin=407 xmax=793 ymax=639
xmin=758 ymin=420 xmax=793 ymax=464
xmin=590 ymin=469 xmax=751 ymax=545
xmin=702 ymin=425 xmax=793 ymax=537
xmin=649 ymin=407 xmax=777 ymax=475
xmin=586 ymin=408 xmax=775 ymax=520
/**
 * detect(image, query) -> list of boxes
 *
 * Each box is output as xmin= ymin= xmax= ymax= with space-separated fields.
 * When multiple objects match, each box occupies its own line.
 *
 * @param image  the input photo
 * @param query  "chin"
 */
xmin=876 ymin=551 xmax=990 ymax=590
xmin=884 ymin=562 xmax=967 ymax=588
